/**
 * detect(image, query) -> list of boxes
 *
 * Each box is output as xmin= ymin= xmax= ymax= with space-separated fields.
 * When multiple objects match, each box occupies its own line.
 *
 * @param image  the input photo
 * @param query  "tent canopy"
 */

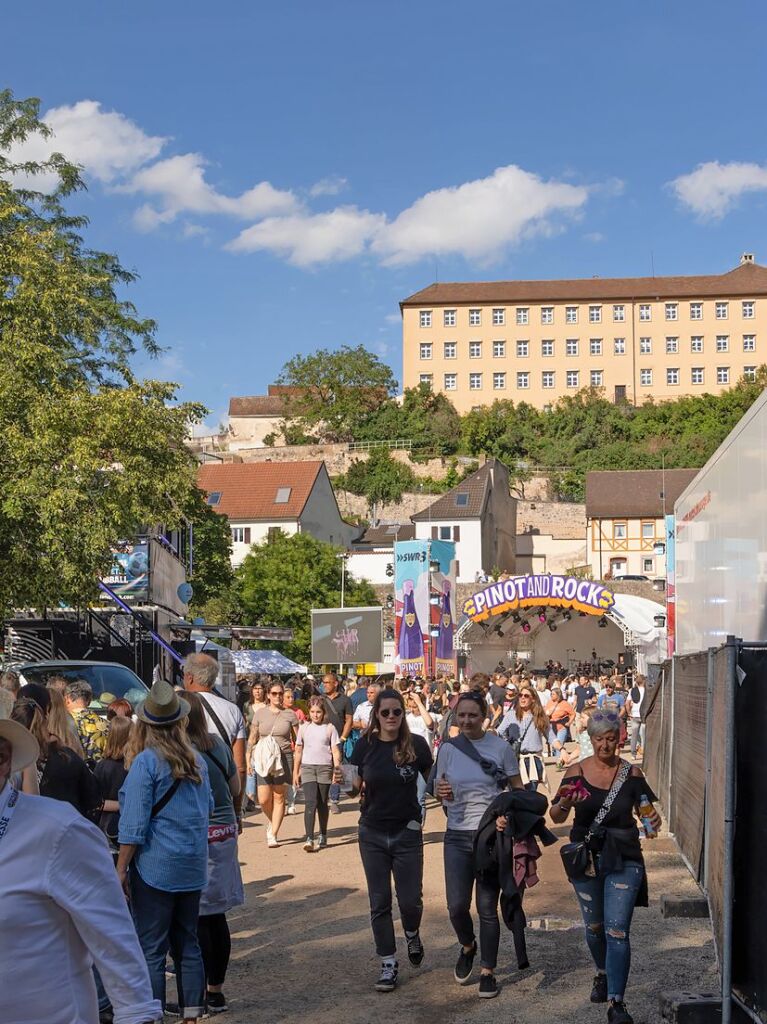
xmin=231 ymin=649 xmax=307 ymax=675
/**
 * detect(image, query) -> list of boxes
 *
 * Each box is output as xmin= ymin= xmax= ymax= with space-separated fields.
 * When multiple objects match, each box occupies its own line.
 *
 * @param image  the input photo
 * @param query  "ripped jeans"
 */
xmin=571 ymin=860 xmax=643 ymax=1001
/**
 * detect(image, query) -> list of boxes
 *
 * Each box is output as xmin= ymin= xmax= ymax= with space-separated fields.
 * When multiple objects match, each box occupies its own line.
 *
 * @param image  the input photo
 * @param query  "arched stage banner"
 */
xmin=463 ymin=575 xmax=615 ymax=623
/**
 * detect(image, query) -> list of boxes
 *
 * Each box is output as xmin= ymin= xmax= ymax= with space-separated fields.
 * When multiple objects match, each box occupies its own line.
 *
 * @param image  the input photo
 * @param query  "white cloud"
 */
xmin=227 ymin=206 xmax=386 ymax=266
xmin=309 ymin=175 xmax=348 ymax=197
xmin=670 ymin=161 xmax=767 ymax=218
xmin=584 ymin=231 xmax=605 ymax=243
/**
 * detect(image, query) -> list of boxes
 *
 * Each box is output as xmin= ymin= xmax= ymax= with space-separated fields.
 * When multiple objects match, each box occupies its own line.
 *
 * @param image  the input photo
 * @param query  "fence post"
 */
xmin=668 ymin=654 xmax=676 ymax=830
xmin=703 ymin=647 xmax=715 ymax=894
xmin=721 ymin=636 xmax=737 ymax=1024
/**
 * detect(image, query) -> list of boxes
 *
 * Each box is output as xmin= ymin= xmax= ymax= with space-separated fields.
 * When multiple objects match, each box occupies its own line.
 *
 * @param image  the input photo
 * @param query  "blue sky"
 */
xmin=6 ymin=2 xmax=767 ymax=429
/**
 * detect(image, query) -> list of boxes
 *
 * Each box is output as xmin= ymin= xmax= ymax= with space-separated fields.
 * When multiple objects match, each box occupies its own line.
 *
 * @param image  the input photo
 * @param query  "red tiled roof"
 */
xmin=197 ymin=461 xmax=323 ymax=520
xmin=400 ymin=261 xmax=767 ymax=307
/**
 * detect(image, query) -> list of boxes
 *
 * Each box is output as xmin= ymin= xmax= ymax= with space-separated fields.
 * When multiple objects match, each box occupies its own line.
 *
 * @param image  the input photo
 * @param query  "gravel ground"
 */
xmin=187 ymin=767 xmax=716 ymax=1024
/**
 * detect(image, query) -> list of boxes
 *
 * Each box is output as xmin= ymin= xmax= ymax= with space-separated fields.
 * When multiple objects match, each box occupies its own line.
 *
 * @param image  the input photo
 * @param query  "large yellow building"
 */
xmin=400 ymin=255 xmax=767 ymax=412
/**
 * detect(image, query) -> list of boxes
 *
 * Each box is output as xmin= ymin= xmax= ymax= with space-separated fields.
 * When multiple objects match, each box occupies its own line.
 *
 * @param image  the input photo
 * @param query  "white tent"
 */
xmin=607 ymin=593 xmax=667 ymax=672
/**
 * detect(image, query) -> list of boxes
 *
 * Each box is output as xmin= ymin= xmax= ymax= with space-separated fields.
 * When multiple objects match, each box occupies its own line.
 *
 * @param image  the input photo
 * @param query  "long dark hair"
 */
xmin=363 ymin=688 xmax=416 ymax=766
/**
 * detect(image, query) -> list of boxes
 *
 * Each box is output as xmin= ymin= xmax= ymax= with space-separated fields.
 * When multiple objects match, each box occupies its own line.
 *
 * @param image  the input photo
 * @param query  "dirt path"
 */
xmin=212 ymin=771 xmax=716 ymax=1024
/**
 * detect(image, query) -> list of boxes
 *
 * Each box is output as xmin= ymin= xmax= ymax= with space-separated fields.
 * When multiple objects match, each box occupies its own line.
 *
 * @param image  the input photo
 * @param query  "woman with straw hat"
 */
xmin=117 ymin=679 xmax=213 ymax=1024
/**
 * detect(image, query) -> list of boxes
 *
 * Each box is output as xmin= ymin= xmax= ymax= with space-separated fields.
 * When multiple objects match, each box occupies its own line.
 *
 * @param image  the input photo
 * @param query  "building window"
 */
xmin=666 ymin=336 xmax=679 ymax=354
xmin=469 ymin=341 xmax=482 ymax=358
xmin=439 ymin=525 xmax=452 ymax=540
xmin=419 ymin=373 xmax=433 ymax=387
xmin=492 ymin=340 xmax=506 ymax=358
xmin=716 ymin=335 xmax=729 ymax=353
xmin=469 ymin=372 xmax=482 ymax=390
xmin=566 ymin=370 xmax=580 ymax=388
xmin=641 ymin=521 xmax=655 ymax=540
xmin=516 ymin=307 xmax=529 ymax=325
xmin=643 ymin=558 xmax=655 ymax=573
xmin=516 ymin=371 xmax=530 ymax=389
xmin=639 ymin=304 xmax=651 ymax=322
xmin=469 ymin=308 xmax=481 ymax=326
xmin=443 ymin=341 xmax=456 ymax=359
xmin=493 ymin=372 xmax=506 ymax=390
xmin=492 ymin=308 xmax=506 ymax=326
xmin=590 ymin=338 xmax=603 ymax=356
xmin=589 ymin=305 xmax=602 ymax=323
xmin=665 ymin=302 xmax=678 ymax=321
xmin=743 ymin=334 xmax=756 ymax=351
xmin=715 ymin=301 xmax=729 ymax=320
xmin=591 ymin=370 xmax=604 ymax=387
xmin=231 ymin=526 xmax=251 ymax=544
xmin=443 ymin=309 xmax=456 ymax=327
xmin=207 ymin=491 xmax=222 ymax=506
xmin=566 ymin=306 xmax=578 ymax=324
xmin=742 ymin=300 xmax=755 ymax=319
xmin=639 ymin=337 xmax=652 ymax=354
xmin=541 ymin=306 xmax=554 ymax=324
xmin=516 ymin=340 xmax=529 ymax=358
xmin=541 ymin=339 xmax=554 ymax=357
xmin=667 ymin=367 xmax=680 ymax=385
xmin=613 ymin=521 xmax=627 ymax=540
xmin=640 ymin=368 xmax=653 ymax=386
xmin=420 ymin=342 xmax=434 ymax=361
xmin=419 ymin=310 xmax=432 ymax=328
xmin=690 ymin=302 xmax=703 ymax=320
xmin=744 ymin=365 xmax=757 ymax=381
xmin=614 ymin=338 xmax=626 ymax=355
xmin=566 ymin=338 xmax=579 ymax=356
xmin=717 ymin=366 xmax=730 ymax=385
xmin=691 ymin=367 xmax=704 ymax=385
xmin=444 ymin=373 xmax=457 ymax=390
xmin=542 ymin=370 xmax=555 ymax=389
xmin=691 ymin=336 xmax=703 ymax=353
xmin=613 ymin=304 xmax=625 ymax=322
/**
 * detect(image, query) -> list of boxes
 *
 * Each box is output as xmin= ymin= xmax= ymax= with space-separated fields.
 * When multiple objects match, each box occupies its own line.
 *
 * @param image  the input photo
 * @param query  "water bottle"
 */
xmin=638 ymin=795 xmax=657 ymax=838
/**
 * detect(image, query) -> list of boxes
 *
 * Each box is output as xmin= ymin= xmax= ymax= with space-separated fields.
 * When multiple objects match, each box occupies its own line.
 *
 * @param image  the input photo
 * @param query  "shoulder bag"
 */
xmin=559 ymin=759 xmax=631 ymax=881
xmin=510 ymin=717 xmax=534 ymax=760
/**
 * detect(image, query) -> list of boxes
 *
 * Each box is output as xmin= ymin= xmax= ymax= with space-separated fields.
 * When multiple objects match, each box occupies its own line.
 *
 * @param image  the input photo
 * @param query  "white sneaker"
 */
xmin=316 ymin=833 xmax=327 ymax=849
xmin=303 ymin=837 xmax=316 ymax=852
xmin=266 ymin=825 xmax=279 ymax=848
xmin=287 ymin=803 xmax=297 ymax=815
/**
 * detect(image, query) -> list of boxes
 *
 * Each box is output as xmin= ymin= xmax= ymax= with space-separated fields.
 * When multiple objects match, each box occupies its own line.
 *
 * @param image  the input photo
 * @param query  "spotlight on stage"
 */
xmin=562 ymin=610 xmax=572 ymax=621
xmin=521 ymin=620 xmax=531 ymax=633
xmin=512 ymin=613 xmax=521 ymax=623
xmin=598 ymin=616 xmax=608 ymax=628
xmin=548 ymin=622 xmax=557 ymax=632
xmin=537 ymin=608 xmax=547 ymax=623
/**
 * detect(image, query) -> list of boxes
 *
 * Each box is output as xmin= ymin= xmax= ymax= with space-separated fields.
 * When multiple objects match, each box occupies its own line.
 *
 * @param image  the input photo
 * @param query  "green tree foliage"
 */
xmin=186 ymin=494 xmax=234 ymax=612
xmin=237 ymin=531 xmax=378 ymax=663
xmin=358 ymin=382 xmax=462 ymax=456
xmin=338 ymin=449 xmax=417 ymax=509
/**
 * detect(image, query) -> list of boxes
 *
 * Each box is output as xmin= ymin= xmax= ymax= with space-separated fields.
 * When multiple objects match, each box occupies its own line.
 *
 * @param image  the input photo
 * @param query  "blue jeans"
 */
xmin=571 ymin=860 xmax=643 ymax=1001
xmin=130 ymin=867 xmax=205 ymax=1017
xmin=549 ymin=724 xmax=569 ymax=748
xmin=246 ymin=772 xmax=256 ymax=799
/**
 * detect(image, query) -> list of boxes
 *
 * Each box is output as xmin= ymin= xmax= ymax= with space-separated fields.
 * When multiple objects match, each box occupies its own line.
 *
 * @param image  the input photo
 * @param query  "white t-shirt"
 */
xmin=629 ymin=686 xmax=645 ymax=720
xmin=196 ymin=690 xmax=247 ymax=745
xmin=354 ymin=700 xmax=375 ymax=728
xmin=537 ymin=688 xmax=552 ymax=707
xmin=406 ymin=712 xmax=434 ymax=750
xmin=436 ymin=733 xmax=519 ymax=831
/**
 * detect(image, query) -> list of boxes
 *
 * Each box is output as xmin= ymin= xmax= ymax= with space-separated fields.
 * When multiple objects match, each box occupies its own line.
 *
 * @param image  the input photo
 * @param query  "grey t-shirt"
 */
xmin=497 ymin=711 xmax=545 ymax=753
xmin=252 ymin=707 xmax=299 ymax=753
xmin=436 ymin=733 xmax=519 ymax=831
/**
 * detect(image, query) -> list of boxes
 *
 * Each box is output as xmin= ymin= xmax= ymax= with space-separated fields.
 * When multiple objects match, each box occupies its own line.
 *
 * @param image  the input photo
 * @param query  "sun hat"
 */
xmin=136 ymin=679 xmax=190 ymax=726
xmin=0 ymin=695 xmax=40 ymax=771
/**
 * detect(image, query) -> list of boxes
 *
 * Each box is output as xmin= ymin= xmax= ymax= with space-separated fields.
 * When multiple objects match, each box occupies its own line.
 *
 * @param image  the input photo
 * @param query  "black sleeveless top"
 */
xmin=568 ymin=762 xmax=657 ymax=863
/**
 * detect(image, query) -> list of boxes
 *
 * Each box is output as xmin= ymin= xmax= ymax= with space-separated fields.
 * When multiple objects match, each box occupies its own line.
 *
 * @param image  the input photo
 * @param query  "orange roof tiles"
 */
xmin=197 ymin=461 xmax=323 ymax=520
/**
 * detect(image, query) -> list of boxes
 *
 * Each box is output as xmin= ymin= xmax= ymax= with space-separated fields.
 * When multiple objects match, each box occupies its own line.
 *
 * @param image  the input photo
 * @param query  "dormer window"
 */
xmin=455 ymin=493 xmax=469 ymax=507
xmin=275 ymin=487 xmax=292 ymax=504
xmin=206 ymin=492 xmax=222 ymax=506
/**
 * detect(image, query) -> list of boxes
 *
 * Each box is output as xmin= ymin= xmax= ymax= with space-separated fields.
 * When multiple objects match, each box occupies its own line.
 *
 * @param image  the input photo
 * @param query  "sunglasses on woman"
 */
xmin=592 ymin=711 xmax=619 ymax=723
xmin=379 ymin=707 xmax=403 ymax=718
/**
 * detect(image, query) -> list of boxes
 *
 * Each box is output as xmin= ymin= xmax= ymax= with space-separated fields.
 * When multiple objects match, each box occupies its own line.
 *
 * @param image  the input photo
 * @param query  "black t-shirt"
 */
xmin=94 ymin=756 xmax=128 ymax=838
xmin=574 ymin=684 xmax=596 ymax=712
xmin=323 ymin=693 xmax=352 ymax=735
xmin=350 ymin=734 xmax=433 ymax=831
xmin=489 ymin=683 xmax=506 ymax=705
xmin=41 ymin=744 xmax=103 ymax=821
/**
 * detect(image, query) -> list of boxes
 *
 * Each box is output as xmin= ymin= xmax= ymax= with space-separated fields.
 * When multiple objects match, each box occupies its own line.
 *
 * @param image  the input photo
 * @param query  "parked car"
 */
xmin=14 ymin=660 xmax=149 ymax=712
xmin=612 ymin=574 xmax=650 ymax=582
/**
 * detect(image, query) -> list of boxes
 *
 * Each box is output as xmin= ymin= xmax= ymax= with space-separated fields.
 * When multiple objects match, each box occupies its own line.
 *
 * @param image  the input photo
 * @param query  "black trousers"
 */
xmin=197 ymin=912 xmax=230 ymax=988
xmin=444 ymin=829 xmax=502 ymax=969
xmin=358 ymin=820 xmax=424 ymax=957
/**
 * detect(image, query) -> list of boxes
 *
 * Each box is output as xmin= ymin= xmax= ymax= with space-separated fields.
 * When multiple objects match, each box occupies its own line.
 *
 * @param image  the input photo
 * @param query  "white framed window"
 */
xmin=492 ymin=308 xmax=506 ymax=326
xmin=541 ymin=339 xmax=554 ymax=357
xmin=640 ymin=368 xmax=653 ymax=386
xmin=542 ymin=370 xmax=555 ymax=389
xmin=566 ymin=306 xmax=578 ymax=324
xmin=541 ymin=306 xmax=554 ymax=324
xmin=665 ymin=302 xmax=678 ymax=321
xmin=443 ymin=341 xmax=456 ymax=359
xmin=419 ymin=342 xmax=432 ymax=359
xmin=717 ymin=366 xmax=730 ymax=385
xmin=443 ymin=309 xmax=456 ymax=327
xmin=566 ymin=369 xmax=580 ymax=388
xmin=667 ymin=367 xmax=680 ymax=385
xmin=516 ymin=340 xmax=529 ymax=358
xmin=589 ymin=305 xmax=602 ymax=323
xmin=591 ymin=369 xmax=604 ymax=387
xmin=742 ymin=300 xmax=755 ymax=319
xmin=639 ymin=304 xmax=651 ymax=322
xmin=614 ymin=337 xmax=626 ymax=355
xmin=444 ymin=373 xmax=457 ymax=390
xmin=691 ymin=336 xmax=703 ymax=353
xmin=691 ymin=367 xmax=704 ymax=385
xmin=516 ymin=371 xmax=530 ymax=389
xmin=419 ymin=373 xmax=433 ymax=387
xmin=639 ymin=337 xmax=652 ymax=354
xmin=743 ymin=334 xmax=756 ymax=352
xmin=419 ymin=310 xmax=432 ymax=328
xmin=590 ymin=338 xmax=603 ymax=355
xmin=641 ymin=521 xmax=655 ymax=540
xmin=492 ymin=340 xmax=506 ymax=358
xmin=643 ymin=558 xmax=655 ymax=574
xmin=716 ymin=335 xmax=729 ymax=353
xmin=469 ymin=341 xmax=482 ymax=358
xmin=469 ymin=372 xmax=483 ymax=390
xmin=493 ymin=372 xmax=506 ymax=390
xmin=516 ymin=307 xmax=529 ymax=325
xmin=566 ymin=338 xmax=579 ymax=356
xmin=690 ymin=302 xmax=703 ymax=321
xmin=469 ymin=308 xmax=481 ymax=326
xmin=613 ymin=522 xmax=627 ymax=540
xmin=744 ymin=365 xmax=757 ymax=381
xmin=613 ymin=304 xmax=625 ymax=322
xmin=715 ymin=301 xmax=729 ymax=320
xmin=666 ymin=336 xmax=679 ymax=354
xmin=231 ymin=527 xmax=249 ymax=544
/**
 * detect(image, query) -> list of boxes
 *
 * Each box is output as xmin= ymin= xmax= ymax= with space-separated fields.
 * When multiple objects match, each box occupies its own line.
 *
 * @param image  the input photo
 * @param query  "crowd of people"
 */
xmin=0 ymin=655 xmax=657 ymax=1024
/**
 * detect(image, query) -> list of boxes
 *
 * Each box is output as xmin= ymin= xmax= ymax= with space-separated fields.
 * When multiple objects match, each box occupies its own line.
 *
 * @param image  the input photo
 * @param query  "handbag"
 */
xmin=559 ymin=760 xmax=630 ymax=882
xmin=510 ymin=717 xmax=534 ymax=760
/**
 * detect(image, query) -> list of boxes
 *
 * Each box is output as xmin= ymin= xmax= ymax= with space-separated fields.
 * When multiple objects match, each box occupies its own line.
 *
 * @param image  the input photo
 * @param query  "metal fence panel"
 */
xmin=644 ymin=662 xmax=670 ymax=809
xmin=670 ymin=652 xmax=708 ymax=882
xmin=705 ymin=649 xmax=729 ymax=966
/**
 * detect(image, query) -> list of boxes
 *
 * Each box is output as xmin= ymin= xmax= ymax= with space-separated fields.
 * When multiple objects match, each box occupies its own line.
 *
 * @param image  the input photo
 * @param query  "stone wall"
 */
xmin=517 ymin=499 xmax=586 ymax=540
xmin=335 ymin=489 xmax=434 ymax=521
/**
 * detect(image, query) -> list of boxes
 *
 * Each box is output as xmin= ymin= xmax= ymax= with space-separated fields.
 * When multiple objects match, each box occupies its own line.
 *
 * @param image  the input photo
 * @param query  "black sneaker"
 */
xmin=591 ymin=973 xmax=608 ymax=1003
xmin=406 ymin=931 xmax=425 ymax=966
xmin=375 ymin=961 xmax=398 ymax=992
xmin=207 ymin=991 xmax=228 ymax=1014
xmin=454 ymin=940 xmax=477 ymax=984
xmin=608 ymin=1000 xmax=634 ymax=1024
xmin=479 ymin=974 xmax=499 ymax=999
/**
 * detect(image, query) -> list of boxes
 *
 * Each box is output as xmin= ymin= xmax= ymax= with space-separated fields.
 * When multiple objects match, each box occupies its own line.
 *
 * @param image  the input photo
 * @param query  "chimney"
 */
xmin=741 ymin=252 xmax=755 ymax=265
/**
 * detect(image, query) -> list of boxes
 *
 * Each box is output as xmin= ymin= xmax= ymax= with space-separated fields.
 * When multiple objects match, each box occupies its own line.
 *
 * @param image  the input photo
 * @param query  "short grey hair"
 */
xmin=184 ymin=653 xmax=219 ymax=689
xmin=65 ymin=679 xmax=93 ymax=705
xmin=586 ymin=711 xmax=621 ymax=739
xmin=0 ymin=670 xmax=20 ymax=696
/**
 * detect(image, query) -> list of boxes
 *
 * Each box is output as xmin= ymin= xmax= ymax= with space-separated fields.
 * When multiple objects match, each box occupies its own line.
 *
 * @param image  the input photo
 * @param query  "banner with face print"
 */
xmin=429 ymin=539 xmax=457 ymax=678
xmin=394 ymin=540 xmax=429 ymax=677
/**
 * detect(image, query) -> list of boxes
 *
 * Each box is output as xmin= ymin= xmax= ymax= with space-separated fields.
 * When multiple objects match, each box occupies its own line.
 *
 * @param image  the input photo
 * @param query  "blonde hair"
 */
xmin=125 ymin=718 xmax=202 ymax=783
xmin=46 ymin=688 xmax=85 ymax=757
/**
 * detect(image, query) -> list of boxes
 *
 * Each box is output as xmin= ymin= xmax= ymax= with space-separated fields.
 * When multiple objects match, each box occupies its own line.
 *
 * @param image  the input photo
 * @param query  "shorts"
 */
xmin=256 ymin=750 xmax=293 ymax=786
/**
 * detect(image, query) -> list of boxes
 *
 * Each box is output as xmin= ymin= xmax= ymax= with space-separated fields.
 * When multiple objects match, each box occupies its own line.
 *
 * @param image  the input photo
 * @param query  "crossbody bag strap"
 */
xmin=198 ymin=693 xmax=233 ymax=749
xmin=590 ymin=760 xmax=631 ymax=831
xmin=452 ymin=733 xmax=507 ymax=787
xmin=151 ymin=778 xmax=181 ymax=818
xmin=518 ymin=716 xmax=534 ymax=749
